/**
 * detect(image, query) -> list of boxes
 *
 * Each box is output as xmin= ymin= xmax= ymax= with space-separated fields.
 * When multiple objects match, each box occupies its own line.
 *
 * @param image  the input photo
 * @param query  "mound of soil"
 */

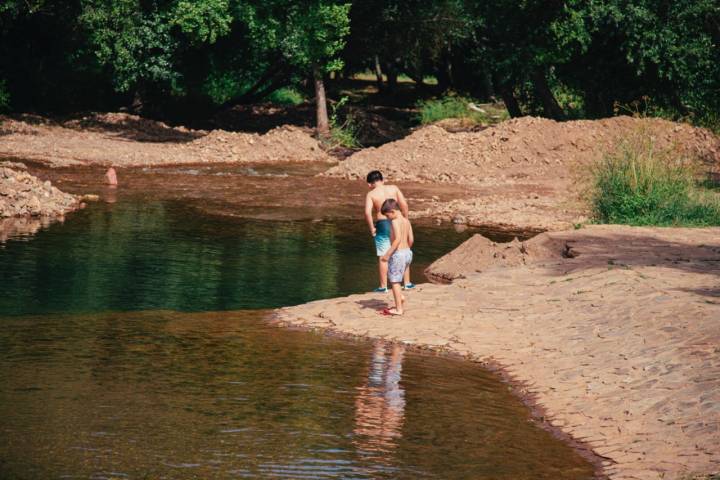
xmin=325 ymin=116 xmax=720 ymax=184
xmin=424 ymin=224 xmax=720 ymax=282
xmin=424 ymin=231 xmax=568 ymax=282
xmin=0 ymin=113 xmax=333 ymax=167
xmin=0 ymin=164 xmax=79 ymax=218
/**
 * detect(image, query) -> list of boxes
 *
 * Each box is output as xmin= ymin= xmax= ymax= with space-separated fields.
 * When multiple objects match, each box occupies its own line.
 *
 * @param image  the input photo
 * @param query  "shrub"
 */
xmin=417 ymin=95 xmax=507 ymax=125
xmin=326 ymin=96 xmax=360 ymax=148
xmin=265 ymin=87 xmax=305 ymax=106
xmin=591 ymin=135 xmax=720 ymax=226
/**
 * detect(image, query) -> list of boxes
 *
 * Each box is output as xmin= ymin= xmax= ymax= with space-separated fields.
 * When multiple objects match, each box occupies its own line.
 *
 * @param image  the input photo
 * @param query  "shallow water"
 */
xmin=0 ymin=199 xmax=595 ymax=479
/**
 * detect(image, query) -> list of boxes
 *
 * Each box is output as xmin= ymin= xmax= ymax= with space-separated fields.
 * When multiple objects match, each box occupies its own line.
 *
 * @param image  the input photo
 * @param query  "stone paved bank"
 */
xmin=277 ymin=226 xmax=720 ymax=480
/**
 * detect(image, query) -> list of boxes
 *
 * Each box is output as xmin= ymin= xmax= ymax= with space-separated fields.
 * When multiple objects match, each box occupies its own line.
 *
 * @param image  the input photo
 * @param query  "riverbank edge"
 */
xmin=268 ymin=311 xmax=609 ymax=479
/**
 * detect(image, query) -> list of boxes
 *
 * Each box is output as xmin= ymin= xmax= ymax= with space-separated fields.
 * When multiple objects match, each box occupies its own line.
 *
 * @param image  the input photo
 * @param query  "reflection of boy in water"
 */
xmin=353 ymin=342 xmax=406 ymax=460
xmin=364 ymin=171 xmax=412 ymax=292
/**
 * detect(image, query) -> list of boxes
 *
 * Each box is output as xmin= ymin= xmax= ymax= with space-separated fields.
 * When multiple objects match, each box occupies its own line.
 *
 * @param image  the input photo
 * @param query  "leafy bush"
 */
xmin=0 ymin=80 xmax=10 ymax=112
xmin=417 ymin=95 xmax=506 ymax=125
xmin=591 ymin=136 xmax=720 ymax=226
xmin=265 ymin=87 xmax=305 ymax=106
xmin=326 ymin=96 xmax=360 ymax=148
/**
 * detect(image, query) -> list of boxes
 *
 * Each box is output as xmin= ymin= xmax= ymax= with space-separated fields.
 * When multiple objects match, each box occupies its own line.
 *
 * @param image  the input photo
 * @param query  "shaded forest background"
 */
xmin=1 ymin=0 xmax=718 ymax=132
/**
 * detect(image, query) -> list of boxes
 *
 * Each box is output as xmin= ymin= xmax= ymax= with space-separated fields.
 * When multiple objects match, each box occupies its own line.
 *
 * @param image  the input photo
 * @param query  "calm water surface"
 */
xmin=0 ymin=199 xmax=595 ymax=479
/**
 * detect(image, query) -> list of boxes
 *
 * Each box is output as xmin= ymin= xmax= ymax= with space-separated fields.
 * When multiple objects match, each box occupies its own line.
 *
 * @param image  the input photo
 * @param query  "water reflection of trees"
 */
xmin=353 ymin=341 xmax=406 ymax=463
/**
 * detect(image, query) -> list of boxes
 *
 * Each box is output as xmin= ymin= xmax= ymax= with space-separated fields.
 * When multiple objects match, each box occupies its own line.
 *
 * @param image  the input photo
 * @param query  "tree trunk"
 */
xmin=373 ymin=55 xmax=384 ymax=92
xmin=494 ymin=74 xmax=522 ymax=118
xmin=385 ymin=60 xmax=398 ymax=93
xmin=405 ymin=70 xmax=425 ymax=89
xmin=532 ymin=68 xmax=563 ymax=119
xmin=436 ymin=64 xmax=450 ymax=93
xmin=313 ymin=65 xmax=330 ymax=136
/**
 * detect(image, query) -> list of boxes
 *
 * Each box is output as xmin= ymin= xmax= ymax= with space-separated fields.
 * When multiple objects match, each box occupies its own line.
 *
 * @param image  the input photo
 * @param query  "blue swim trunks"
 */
xmin=374 ymin=219 xmax=392 ymax=256
xmin=388 ymin=249 xmax=413 ymax=283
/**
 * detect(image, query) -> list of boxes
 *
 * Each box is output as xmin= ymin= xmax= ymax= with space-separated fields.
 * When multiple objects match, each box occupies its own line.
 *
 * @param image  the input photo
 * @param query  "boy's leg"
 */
xmin=390 ymin=282 xmax=404 ymax=314
xmin=403 ymin=265 xmax=411 ymax=286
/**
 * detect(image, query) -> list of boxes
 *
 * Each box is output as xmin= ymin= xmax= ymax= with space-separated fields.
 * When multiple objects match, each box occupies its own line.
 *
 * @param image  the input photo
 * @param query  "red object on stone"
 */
xmin=105 ymin=167 xmax=118 ymax=186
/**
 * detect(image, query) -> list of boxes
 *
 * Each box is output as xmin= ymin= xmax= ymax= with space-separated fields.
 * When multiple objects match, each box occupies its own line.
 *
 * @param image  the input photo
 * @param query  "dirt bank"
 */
xmin=327 ymin=116 xmax=720 ymax=183
xmin=327 ymin=116 xmax=720 ymax=231
xmin=0 ymin=163 xmax=79 ymax=218
xmin=0 ymin=113 xmax=333 ymax=167
xmin=277 ymin=224 xmax=720 ymax=480
xmin=0 ymin=162 xmax=80 ymax=242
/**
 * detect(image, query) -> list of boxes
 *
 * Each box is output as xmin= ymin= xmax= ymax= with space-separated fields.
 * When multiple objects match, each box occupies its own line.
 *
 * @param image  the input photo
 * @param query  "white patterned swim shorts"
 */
xmin=388 ymin=249 xmax=413 ymax=283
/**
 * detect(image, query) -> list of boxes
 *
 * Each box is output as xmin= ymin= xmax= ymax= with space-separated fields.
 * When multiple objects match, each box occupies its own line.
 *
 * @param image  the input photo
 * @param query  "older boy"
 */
xmin=379 ymin=199 xmax=414 ymax=315
xmin=364 ymin=170 xmax=414 ymax=292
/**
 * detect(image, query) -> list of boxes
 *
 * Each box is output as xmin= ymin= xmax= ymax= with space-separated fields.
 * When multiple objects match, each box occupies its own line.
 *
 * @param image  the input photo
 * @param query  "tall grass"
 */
xmin=266 ymin=87 xmax=305 ymax=106
xmin=591 ymin=136 xmax=720 ymax=226
xmin=417 ymin=95 xmax=507 ymax=125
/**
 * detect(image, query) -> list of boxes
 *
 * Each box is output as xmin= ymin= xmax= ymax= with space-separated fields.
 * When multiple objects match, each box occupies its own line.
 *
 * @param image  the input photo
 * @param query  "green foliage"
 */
xmin=202 ymin=70 xmax=246 ymax=105
xmin=172 ymin=0 xmax=232 ymax=44
xmin=0 ymin=0 xmax=718 ymax=125
xmin=326 ymin=96 xmax=360 ymax=148
xmin=79 ymin=1 xmax=179 ymax=93
xmin=417 ymin=96 xmax=506 ymax=125
xmin=284 ymin=2 xmax=351 ymax=73
xmin=0 ymin=79 xmax=10 ymax=111
xmin=265 ymin=87 xmax=305 ymax=105
xmin=591 ymin=136 xmax=720 ymax=226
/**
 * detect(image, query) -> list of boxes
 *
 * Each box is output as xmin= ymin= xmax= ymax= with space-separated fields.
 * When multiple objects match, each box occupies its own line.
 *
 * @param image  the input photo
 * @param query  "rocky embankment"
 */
xmin=0 ymin=163 xmax=80 ymax=242
xmin=0 ymin=164 xmax=78 ymax=217
xmin=277 ymin=225 xmax=720 ymax=480
xmin=0 ymin=113 xmax=333 ymax=167
xmin=325 ymin=116 xmax=720 ymax=231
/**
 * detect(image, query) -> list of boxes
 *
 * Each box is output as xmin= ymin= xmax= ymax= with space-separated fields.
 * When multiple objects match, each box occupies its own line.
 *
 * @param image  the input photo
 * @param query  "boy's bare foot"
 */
xmin=387 ymin=307 xmax=404 ymax=316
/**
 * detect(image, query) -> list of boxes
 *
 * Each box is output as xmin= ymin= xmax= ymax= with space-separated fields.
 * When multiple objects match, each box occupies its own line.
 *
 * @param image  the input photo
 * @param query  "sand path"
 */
xmin=276 ymin=226 xmax=720 ymax=480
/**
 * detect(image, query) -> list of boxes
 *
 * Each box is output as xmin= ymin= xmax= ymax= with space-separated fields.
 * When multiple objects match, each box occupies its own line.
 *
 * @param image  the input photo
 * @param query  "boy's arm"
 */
xmin=396 ymin=187 xmax=409 ymax=218
xmin=381 ymin=220 xmax=402 ymax=261
xmin=407 ymin=219 xmax=414 ymax=248
xmin=364 ymin=193 xmax=376 ymax=236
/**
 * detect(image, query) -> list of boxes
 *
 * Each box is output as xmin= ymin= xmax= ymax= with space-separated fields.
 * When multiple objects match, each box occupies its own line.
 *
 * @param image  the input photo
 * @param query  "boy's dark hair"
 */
xmin=381 ymin=198 xmax=399 ymax=215
xmin=366 ymin=170 xmax=383 ymax=184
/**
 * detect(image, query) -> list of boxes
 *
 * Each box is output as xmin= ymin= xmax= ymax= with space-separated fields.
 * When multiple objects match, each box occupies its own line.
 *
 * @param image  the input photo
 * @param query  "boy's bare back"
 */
xmin=366 ymin=184 xmax=403 ymax=220
xmin=390 ymin=216 xmax=413 ymax=250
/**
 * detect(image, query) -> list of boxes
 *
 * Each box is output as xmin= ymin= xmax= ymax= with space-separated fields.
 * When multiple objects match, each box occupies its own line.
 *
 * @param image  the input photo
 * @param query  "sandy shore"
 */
xmin=276 ymin=225 xmax=720 ymax=480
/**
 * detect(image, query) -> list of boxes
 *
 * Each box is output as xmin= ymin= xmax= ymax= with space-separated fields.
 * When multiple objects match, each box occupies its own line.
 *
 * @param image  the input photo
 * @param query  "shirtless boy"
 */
xmin=364 ymin=170 xmax=413 ymax=292
xmin=379 ymin=199 xmax=414 ymax=315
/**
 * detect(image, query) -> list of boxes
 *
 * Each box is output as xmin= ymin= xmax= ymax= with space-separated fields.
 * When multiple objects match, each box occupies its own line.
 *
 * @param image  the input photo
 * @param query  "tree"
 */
xmin=229 ymin=1 xmax=350 ymax=134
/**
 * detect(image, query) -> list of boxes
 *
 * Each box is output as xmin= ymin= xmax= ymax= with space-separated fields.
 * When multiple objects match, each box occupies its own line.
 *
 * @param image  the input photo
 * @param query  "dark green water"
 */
xmin=0 ymin=201 xmax=484 ymax=315
xmin=0 ymin=200 xmax=595 ymax=479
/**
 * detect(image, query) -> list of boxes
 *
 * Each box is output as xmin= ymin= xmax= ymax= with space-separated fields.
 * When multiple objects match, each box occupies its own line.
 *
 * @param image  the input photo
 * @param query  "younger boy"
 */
xmin=379 ymin=198 xmax=414 ymax=316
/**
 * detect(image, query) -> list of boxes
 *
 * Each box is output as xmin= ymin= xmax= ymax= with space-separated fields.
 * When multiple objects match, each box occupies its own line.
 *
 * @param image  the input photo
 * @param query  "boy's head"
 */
xmin=380 ymin=198 xmax=401 ymax=218
xmin=366 ymin=170 xmax=383 ymax=187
